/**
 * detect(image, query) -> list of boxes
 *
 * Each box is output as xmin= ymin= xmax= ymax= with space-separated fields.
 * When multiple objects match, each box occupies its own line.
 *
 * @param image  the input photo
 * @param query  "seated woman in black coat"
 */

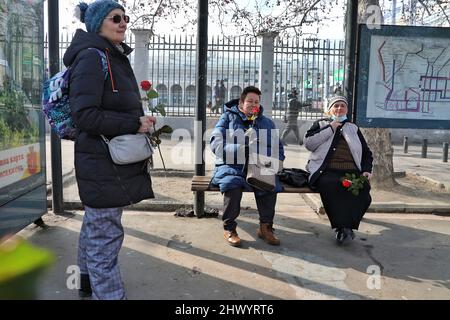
xmin=304 ymin=95 xmax=373 ymax=244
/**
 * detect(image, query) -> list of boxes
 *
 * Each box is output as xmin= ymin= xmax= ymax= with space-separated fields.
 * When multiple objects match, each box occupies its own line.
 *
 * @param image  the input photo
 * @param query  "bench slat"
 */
xmin=191 ymin=176 xmax=315 ymax=193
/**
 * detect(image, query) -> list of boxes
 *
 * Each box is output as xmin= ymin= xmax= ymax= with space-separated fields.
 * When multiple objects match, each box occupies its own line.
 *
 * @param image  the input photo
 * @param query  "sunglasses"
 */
xmin=105 ymin=14 xmax=130 ymax=24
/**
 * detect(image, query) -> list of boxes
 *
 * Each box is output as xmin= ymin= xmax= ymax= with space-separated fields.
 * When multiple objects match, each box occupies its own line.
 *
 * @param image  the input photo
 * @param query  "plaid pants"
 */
xmin=78 ymin=206 xmax=126 ymax=300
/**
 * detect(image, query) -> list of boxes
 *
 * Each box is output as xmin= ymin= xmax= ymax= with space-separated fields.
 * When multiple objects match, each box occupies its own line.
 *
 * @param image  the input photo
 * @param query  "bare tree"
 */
xmin=120 ymin=0 xmax=345 ymax=37
xmin=121 ymin=1 xmax=448 ymax=36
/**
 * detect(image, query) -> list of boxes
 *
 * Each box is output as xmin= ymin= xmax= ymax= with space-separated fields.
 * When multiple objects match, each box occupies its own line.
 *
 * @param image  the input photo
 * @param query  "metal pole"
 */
xmin=443 ymin=142 xmax=448 ymax=163
xmin=194 ymin=0 xmax=208 ymax=218
xmin=344 ymin=0 xmax=358 ymax=121
xmin=403 ymin=136 xmax=408 ymax=153
xmin=48 ymin=0 xmax=64 ymax=213
xmin=421 ymin=138 xmax=428 ymax=158
xmin=392 ymin=0 xmax=397 ymax=24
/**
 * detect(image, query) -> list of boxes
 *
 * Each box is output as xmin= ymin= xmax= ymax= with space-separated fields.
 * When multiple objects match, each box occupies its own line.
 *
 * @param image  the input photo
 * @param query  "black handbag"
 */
xmin=277 ymin=168 xmax=310 ymax=187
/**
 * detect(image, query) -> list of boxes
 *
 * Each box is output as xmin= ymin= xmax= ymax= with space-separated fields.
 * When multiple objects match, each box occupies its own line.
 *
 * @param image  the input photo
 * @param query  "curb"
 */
xmin=404 ymin=169 xmax=450 ymax=193
xmin=301 ymin=194 xmax=327 ymax=218
xmin=47 ymin=194 xmax=450 ymax=215
xmin=46 ymin=170 xmax=450 ymax=215
xmin=301 ymin=193 xmax=450 ymax=216
xmin=46 ymin=199 xmax=194 ymax=212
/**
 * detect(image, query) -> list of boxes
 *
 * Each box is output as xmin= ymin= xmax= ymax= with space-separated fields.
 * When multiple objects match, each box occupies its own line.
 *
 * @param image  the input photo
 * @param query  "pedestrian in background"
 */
xmin=280 ymin=88 xmax=309 ymax=146
xmin=64 ymin=0 xmax=156 ymax=299
xmin=304 ymin=94 xmax=373 ymax=244
xmin=212 ymin=79 xmax=226 ymax=114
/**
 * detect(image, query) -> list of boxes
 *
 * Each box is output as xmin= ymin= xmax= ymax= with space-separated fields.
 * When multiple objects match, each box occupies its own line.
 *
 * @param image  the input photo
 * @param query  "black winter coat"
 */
xmin=63 ymin=29 xmax=154 ymax=208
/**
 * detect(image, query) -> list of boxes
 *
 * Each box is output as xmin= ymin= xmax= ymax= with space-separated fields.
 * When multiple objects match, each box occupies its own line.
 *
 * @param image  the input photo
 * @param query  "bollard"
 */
xmin=403 ymin=136 xmax=408 ymax=153
xmin=421 ymin=139 xmax=428 ymax=158
xmin=443 ymin=142 xmax=449 ymax=163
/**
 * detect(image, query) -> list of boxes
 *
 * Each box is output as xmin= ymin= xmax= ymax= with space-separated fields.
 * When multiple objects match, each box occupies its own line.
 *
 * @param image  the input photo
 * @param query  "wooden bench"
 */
xmin=191 ymin=175 xmax=317 ymax=193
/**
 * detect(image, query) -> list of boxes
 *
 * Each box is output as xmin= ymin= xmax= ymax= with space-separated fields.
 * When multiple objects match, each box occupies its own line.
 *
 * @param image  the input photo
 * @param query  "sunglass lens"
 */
xmin=112 ymin=15 xmax=122 ymax=23
xmin=111 ymin=14 xmax=130 ymax=23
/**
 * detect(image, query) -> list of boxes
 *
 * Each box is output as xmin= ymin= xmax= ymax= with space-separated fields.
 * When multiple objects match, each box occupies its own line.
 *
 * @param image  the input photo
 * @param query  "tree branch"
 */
xmin=437 ymin=1 xmax=450 ymax=25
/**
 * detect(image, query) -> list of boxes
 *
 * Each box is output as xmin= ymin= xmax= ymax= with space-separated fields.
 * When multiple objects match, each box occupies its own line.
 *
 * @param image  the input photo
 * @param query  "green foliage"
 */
xmin=143 ymin=88 xmax=172 ymax=146
xmin=0 ymin=89 xmax=28 ymax=132
xmin=146 ymin=88 xmax=159 ymax=100
xmin=143 ymin=87 xmax=173 ymax=170
xmin=0 ymin=237 xmax=54 ymax=299
xmin=0 ymin=85 xmax=40 ymax=150
xmin=340 ymin=173 xmax=368 ymax=196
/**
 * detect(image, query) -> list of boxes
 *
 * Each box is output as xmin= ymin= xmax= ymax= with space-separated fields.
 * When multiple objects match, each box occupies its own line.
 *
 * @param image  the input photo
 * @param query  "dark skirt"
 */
xmin=315 ymin=169 xmax=371 ymax=230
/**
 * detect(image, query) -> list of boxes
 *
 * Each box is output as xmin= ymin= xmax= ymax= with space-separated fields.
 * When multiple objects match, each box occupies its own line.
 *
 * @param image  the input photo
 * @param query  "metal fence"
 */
xmin=273 ymin=38 xmax=345 ymax=119
xmin=46 ymin=33 xmax=345 ymax=119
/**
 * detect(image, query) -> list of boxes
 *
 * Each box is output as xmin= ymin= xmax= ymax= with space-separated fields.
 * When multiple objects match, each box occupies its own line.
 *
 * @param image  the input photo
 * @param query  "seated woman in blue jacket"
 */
xmin=210 ymin=86 xmax=285 ymax=247
xmin=304 ymin=94 xmax=373 ymax=244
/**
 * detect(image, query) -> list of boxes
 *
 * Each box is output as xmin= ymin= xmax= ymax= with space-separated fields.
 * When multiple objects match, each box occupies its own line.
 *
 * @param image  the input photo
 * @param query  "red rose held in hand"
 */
xmin=251 ymin=106 xmax=260 ymax=114
xmin=140 ymin=80 xmax=152 ymax=91
xmin=342 ymin=179 xmax=352 ymax=188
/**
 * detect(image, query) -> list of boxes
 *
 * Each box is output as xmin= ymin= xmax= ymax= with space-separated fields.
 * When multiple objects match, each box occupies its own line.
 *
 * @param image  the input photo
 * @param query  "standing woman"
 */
xmin=304 ymin=95 xmax=373 ymax=244
xmin=63 ymin=0 xmax=156 ymax=299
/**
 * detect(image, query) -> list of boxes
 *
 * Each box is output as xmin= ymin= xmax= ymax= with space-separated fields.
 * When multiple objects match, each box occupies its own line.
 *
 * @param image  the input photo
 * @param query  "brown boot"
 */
xmin=224 ymin=229 xmax=241 ymax=247
xmin=258 ymin=223 xmax=280 ymax=246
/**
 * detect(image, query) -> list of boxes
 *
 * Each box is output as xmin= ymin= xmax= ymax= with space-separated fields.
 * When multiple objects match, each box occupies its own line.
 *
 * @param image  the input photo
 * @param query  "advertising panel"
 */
xmin=0 ymin=0 xmax=46 ymax=236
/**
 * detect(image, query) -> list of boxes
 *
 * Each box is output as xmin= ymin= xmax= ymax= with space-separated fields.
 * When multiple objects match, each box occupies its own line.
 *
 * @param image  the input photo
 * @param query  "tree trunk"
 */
xmin=360 ymin=128 xmax=397 ymax=188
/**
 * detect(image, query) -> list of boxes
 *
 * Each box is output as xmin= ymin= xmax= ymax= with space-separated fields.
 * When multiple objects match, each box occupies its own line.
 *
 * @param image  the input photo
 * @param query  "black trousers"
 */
xmin=316 ymin=169 xmax=371 ymax=230
xmin=223 ymin=187 xmax=277 ymax=231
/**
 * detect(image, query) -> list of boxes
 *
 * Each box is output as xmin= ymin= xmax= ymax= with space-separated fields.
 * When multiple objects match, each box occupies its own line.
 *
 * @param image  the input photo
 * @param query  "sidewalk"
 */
xmin=45 ymin=137 xmax=450 ymax=214
xmin=19 ymin=210 xmax=450 ymax=300
xmin=20 ymin=138 xmax=450 ymax=300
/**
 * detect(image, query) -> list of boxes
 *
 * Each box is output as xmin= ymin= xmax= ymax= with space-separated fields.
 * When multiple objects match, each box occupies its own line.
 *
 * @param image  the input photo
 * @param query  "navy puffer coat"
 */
xmin=63 ymin=29 xmax=154 ymax=208
xmin=210 ymin=99 xmax=285 ymax=193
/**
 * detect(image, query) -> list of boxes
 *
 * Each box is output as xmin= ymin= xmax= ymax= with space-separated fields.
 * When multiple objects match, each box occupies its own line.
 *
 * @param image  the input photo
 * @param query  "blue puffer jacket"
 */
xmin=210 ymin=99 xmax=285 ymax=193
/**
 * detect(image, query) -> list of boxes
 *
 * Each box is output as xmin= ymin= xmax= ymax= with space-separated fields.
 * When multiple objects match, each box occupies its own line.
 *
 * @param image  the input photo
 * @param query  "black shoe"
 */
xmin=335 ymin=228 xmax=347 ymax=244
xmin=78 ymin=273 xmax=92 ymax=298
xmin=343 ymin=228 xmax=355 ymax=240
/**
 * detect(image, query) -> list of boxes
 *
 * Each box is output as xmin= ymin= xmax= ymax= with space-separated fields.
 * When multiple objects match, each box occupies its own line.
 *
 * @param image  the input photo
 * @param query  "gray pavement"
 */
xmin=19 ymin=209 xmax=450 ymax=300
xmin=13 ymin=136 xmax=449 ymax=300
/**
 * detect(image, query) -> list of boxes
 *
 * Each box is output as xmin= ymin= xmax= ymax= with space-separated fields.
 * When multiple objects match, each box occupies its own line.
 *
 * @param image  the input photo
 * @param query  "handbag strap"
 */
xmin=100 ymin=134 xmax=109 ymax=144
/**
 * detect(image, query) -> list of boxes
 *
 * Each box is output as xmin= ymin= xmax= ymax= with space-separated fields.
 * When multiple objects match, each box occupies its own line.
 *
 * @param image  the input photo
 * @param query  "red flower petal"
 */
xmin=140 ymin=80 xmax=152 ymax=91
xmin=342 ymin=179 xmax=352 ymax=188
xmin=251 ymin=106 xmax=260 ymax=114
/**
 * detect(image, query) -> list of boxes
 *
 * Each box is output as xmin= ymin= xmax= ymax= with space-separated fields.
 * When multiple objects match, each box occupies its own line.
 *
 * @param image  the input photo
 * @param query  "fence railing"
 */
xmin=45 ymin=33 xmax=345 ymax=119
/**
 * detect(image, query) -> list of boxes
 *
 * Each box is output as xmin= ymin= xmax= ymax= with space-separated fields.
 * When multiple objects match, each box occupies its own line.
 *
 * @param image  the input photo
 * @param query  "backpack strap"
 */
xmin=104 ymin=48 xmax=118 ymax=93
xmin=87 ymin=47 xmax=118 ymax=93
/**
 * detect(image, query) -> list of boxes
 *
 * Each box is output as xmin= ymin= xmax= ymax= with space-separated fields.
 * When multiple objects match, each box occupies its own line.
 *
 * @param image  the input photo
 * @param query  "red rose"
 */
xmin=342 ymin=179 xmax=352 ymax=188
xmin=251 ymin=106 xmax=260 ymax=114
xmin=140 ymin=80 xmax=152 ymax=91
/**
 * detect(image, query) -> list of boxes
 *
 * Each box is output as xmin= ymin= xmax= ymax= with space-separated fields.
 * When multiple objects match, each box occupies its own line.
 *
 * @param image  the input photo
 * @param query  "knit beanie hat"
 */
xmin=327 ymin=95 xmax=348 ymax=110
xmin=75 ymin=1 xmax=125 ymax=33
